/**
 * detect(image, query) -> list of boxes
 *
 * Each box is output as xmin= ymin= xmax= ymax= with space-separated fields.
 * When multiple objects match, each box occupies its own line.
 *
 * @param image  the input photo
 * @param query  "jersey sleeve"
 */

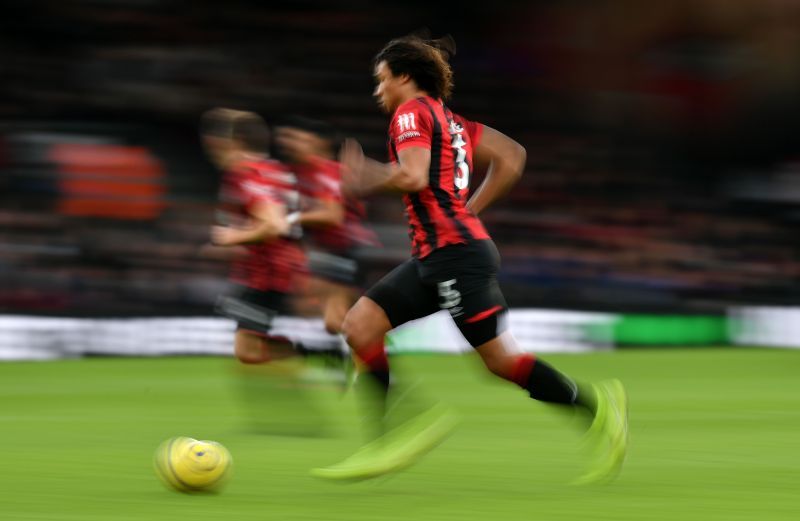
xmin=389 ymin=100 xmax=433 ymax=153
xmin=309 ymin=157 xmax=344 ymax=203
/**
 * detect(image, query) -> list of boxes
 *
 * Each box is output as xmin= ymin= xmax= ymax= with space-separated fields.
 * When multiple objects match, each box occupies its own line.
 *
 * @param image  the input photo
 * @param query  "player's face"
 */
xmin=202 ymin=135 xmax=235 ymax=169
xmin=276 ymin=127 xmax=315 ymax=162
xmin=373 ymin=61 xmax=404 ymax=114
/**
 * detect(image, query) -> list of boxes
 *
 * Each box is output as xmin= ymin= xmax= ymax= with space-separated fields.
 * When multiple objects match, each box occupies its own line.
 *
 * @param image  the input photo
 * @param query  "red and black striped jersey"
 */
xmin=294 ymin=156 xmax=378 ymax=253
xmin=219 ymin=158 xmax=305 ymax=293
xmin=388 ymin=96 xmax=490 ymax=258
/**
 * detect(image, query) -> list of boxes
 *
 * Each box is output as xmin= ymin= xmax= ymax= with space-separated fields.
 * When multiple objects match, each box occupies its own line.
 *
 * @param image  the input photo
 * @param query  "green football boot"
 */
xmin=572 ymin=379 xmax=629 ymax=485
xmin=311 ymin=404 xmax=458 ymax=481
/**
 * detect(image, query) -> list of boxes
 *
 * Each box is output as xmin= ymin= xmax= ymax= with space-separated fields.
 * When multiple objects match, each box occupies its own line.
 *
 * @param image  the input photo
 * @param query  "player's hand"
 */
xmin=339 ymin=138 xmax=365 ymax=197
xmin=276 ymin=214 xmax=293 ymax=237
xmin=210 ymin=225 xmax=239 ymax=246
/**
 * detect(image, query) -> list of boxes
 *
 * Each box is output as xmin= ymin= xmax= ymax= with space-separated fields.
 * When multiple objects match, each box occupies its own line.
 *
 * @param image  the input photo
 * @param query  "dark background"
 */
xmin=2 ymin=0 xmax=799 ymax=316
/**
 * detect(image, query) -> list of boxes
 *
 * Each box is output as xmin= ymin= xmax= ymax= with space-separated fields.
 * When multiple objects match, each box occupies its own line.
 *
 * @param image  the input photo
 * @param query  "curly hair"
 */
xmin=374 ymin=34 xmax=456 ymax=100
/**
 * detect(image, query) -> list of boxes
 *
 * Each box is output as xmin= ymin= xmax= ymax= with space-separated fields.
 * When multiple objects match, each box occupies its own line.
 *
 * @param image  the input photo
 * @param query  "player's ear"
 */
xmin=398 ymin=73 xmax=413 ymax=86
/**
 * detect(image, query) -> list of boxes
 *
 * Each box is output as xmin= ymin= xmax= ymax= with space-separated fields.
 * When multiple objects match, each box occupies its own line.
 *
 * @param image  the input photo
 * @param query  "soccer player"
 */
xmin=311 ymin=35 xmax=629 ymax=483
xmin=201 ymin=108 xmax=305 ymax=364
xmin=202 ymin=109 xmax=345 ymax=436
xmin=275 ymin=117 xmax=378 ymax=345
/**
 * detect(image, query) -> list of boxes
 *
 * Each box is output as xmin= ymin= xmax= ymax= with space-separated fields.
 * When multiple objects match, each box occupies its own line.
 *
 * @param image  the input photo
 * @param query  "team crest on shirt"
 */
xmin=397 ymin=112 xmax=416 ymax=132
xmin=396 ymin=112 xmax=421 ymax=142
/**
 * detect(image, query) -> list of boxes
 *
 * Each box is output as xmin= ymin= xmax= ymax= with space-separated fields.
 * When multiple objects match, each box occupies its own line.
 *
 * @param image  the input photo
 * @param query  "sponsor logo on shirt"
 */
xmin=396 ymin=130 xmax=422 ymax=143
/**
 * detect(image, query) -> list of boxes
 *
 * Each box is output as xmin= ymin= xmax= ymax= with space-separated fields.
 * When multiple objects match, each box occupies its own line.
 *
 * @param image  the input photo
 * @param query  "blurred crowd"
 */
xmin=2 ymin=0 xmax=800 ymax=315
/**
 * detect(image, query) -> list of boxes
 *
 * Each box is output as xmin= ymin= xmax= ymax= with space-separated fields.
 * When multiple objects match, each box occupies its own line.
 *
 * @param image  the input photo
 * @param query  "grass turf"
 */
xmin=0 ymin=348 xmax=798 ymax=521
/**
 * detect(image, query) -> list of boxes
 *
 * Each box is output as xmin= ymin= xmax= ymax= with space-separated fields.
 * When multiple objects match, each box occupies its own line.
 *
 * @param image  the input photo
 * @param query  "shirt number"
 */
xmin=449 ymin=122 xmax=470 ymax=190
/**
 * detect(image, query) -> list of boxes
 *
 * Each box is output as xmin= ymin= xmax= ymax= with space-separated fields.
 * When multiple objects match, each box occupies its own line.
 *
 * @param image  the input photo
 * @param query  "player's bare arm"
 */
xmin=341 ymin=138 xmax=430 ymax=196
xmin=466 ymin=126 xmax=526 ymax=215
xmin=292 ymin=198 xmax=345 ymax=228
xmin=211 ymin=201 xmax=289 ymax=246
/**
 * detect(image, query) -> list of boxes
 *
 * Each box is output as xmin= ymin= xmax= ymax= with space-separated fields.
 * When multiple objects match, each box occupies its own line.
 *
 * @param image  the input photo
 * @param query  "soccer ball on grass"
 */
xmin=154 ymin=436 xmax=232 ymax=493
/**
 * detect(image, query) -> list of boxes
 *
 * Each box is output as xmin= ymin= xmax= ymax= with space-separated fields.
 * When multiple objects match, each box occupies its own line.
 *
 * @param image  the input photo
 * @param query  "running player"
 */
xmin=311 ymin=34 xmax=628 ymax=483
xmin=275 ymin=116 xmax=378 ymax=344
xmin=201 ymin=108 xmax=305 ymax=364
xmin=202 ymin=109 xmax=340 ymax=435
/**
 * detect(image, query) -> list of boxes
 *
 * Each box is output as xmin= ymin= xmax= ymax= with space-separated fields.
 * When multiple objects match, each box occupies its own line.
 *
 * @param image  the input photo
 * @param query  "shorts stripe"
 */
xmin=465 ymin=305 xmax=504 ymax=324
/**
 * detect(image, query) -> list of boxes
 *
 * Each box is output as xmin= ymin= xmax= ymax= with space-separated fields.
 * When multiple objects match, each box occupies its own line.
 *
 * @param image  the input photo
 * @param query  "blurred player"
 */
xmin=201 ymin=108 xmax=305 ymax=363
xmin=311 ymin=34 xmax=629 ymax=483
xmin=202 ymin=108 xmax=338 ymax=435
xmin=275 ymin=117 xmax=378 ymax=352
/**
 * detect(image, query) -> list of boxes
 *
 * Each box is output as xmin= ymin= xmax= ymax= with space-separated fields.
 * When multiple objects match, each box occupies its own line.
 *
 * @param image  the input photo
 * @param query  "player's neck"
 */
xmin=397 ymin=89 xmax=431 ymax=108
xmin=238 ymin=151 xmax=267 ymax=163
xmin=225 ymin=150 xmax=266 ymax=169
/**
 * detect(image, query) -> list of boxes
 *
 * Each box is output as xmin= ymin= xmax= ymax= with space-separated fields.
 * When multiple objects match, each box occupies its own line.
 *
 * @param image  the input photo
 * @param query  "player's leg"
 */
xmin=322 ymin=282 xmax=357 ymax=335
xmin=313 ymin=290 xmax=457 ymax=480
xmin=341 ymin=259 xmax=438 ymax=416
xmin=232 ymin=329 xmax=331 ymax=436
xmin=233 ymin=330 xmax=300 ymax=363
xmin=340 ymin=295 xmax=393 ymax=429
xmin=472 ymin=330 xmax=627 ymax=484
xmin=302 ymin=253 xmax=364 ymax=367
xmin=472 ymin=330 xmax=596 ymax=419
xmin=233 ymin=329 xmax=266 ymax=364
xmin=312 ymin=260 xmax=449 ymax=480
xmin=225 ymin=288 xmax=333 ymax=435
xmin=217 ymin=286 xmax=303 ymax=362
xmin=323 ymin=284 xmax=361 ymax=381
xmin=429 ymin=240 xmax=627 ymax=482
xmin=289 ymin=275 xmax=359 ymax=385
xmin=318 ymin=253 xmax=373 ymax=381
xmin=304 ymin=251 xmax=360 ymax=335
xmin=424 ymin=240 xmax=596 ymax=414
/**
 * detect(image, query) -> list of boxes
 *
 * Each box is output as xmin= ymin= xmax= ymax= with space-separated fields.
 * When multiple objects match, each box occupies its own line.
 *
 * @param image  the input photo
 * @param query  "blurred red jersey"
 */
xmin=388 ymin=95 xmax=490 ymax=258
xmin=218 ymin=158 xmax=305 ymax=293
xmin=295 ymin=156 xmax=378 ymax=253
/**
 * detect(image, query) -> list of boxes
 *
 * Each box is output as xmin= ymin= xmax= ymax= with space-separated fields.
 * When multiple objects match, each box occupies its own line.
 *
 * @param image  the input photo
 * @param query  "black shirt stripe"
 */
xmin=418 ymin=98 xmax=474 ymax=243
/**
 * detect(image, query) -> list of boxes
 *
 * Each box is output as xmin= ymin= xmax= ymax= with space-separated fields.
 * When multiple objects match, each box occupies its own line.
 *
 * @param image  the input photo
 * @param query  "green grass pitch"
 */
xmin=0 ymin=348 xmax=798 ymax=521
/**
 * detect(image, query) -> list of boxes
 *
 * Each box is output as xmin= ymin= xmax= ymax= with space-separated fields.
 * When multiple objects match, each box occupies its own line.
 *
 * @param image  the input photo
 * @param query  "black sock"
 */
xmin=367 ymin=367 xmax=391 ymax=401
xmin=357 ymin=367 xmax=390 ymax=439
xmin=526 ymin=360 xmax=596 ymax=416
xmin=354 ymin=342 xmax=392 ymax=439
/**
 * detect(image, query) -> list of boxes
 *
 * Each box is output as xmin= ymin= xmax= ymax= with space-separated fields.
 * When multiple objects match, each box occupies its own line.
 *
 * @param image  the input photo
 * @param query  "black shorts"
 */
xmin=365 ymin=239 xmax=508 ymax=348
xmin=307 ymin=249 xmax=363 ymax=287
xmin=215 ymin=285 xmax=289 ymax=335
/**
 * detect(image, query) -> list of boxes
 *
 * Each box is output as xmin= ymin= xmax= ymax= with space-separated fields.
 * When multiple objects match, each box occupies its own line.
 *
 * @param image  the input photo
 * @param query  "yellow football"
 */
xmin=154 ymin=436 xmax=232 ymax=493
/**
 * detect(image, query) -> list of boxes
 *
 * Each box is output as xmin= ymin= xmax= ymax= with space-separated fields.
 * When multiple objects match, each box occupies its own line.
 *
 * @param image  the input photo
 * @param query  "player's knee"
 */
xmin=235 ymin=346 xmax=267 ymax=364
xmin=341 ymin=297 xmax=391 ymax=351
xmin=236 ymin=352 xmax=265 ymax=365
xmin=234 ymin=333 xmax=268 ymax=364
xmin=341 ymin=310 xmax=380 ymax=350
